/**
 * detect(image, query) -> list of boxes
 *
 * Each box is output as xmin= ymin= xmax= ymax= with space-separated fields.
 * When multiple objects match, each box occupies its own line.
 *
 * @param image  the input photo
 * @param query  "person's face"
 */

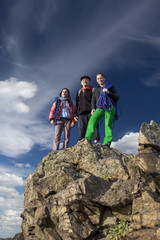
xmin=61 ymin=89 xmax=69 ymax=98
xmin=96 ymin=74 xmax=105 ymax=86
xmin=81 ymin=78 xmax=90 ymax=87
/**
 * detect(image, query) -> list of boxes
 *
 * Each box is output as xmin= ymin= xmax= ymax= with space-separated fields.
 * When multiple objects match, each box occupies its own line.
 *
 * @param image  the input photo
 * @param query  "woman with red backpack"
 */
xmin=49 ymin=88 xmax=76 ymax=150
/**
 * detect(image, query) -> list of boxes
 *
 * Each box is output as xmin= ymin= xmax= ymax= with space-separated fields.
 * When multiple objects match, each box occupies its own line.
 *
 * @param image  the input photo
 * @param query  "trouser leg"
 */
xmin=86 ymin=113 xmax=100 ymax=141
xmin=53 ymin=121 xmax=64 ymax=150
xmin=63 ymin=120 xmax=71 ymax=149
xmin=78 ymin=114 xmax=89 ymax=140
xmin=104 ymin=106 xmax=116 ymax=145
xmin=85 ymin=108 xmax=104 ymax=141
xmin=93 ymin=123 xmax=100 ymax=141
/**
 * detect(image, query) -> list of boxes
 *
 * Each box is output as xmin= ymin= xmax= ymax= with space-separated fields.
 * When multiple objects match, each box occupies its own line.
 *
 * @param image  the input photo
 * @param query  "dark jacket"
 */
xmin=92 ymin=86 xmax=119 ymax=110
xmin=75 ymin=87 xmax=93 ymax=116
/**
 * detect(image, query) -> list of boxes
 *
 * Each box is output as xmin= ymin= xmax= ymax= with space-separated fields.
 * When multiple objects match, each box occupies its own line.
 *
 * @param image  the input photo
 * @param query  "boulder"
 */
xmin=21 ymin=121 xmax=160 ymax=240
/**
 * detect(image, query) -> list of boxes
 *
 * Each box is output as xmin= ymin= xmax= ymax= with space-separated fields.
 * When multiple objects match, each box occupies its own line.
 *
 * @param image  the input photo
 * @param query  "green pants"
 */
xmin=85 ymin=107 xmax=116 ymax=145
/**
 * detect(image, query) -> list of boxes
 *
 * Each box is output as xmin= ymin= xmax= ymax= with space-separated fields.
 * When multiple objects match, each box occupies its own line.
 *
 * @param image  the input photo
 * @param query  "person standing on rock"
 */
xmin=85 ymin=73 xmax=119 ymax=147
xmin=74 ymin=76 xmax=100 ymax=143
xmin=49 ymin=88 xmax=76 ymax=150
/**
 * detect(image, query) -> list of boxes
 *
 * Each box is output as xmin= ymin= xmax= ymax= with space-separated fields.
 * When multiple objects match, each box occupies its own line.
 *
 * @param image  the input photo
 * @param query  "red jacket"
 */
xmin=49 ymin=99 xmax=75 ymax=123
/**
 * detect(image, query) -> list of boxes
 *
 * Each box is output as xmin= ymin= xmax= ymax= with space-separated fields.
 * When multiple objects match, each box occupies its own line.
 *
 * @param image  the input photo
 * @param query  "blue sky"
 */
xmin=0 ymin=0 xmax=160 ymax=237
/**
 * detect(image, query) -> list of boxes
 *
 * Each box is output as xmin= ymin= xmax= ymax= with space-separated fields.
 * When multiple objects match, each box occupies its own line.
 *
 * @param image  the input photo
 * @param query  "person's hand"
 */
xmin=70 ymin=122 xmax=75 ymax=128
xmin=50 ymin=120 xmax=54 ymax=125
xmin=103 ymin=88 xmax=109 ymax=94
xmin=91 ymin=109 xmax=95 ymax=115
xmin=74 ymin=116 xmax=78 ymax=122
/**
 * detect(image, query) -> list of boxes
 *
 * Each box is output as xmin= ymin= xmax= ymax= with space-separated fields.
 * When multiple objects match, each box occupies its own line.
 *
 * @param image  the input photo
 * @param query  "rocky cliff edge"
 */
xmin=21 ymin=120 xmax=160 ymax=240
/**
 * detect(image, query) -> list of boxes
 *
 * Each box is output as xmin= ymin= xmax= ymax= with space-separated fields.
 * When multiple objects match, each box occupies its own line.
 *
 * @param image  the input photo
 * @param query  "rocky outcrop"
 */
xmin=21 ymin=121 xmax=160 ymax=240
xmin=0 ymin=233 xmax=24 ymax=240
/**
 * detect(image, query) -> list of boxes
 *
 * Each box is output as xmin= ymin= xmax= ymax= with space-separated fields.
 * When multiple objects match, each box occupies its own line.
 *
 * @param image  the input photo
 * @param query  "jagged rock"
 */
xmin=138 ymin=120 xmax=160 ymax=173
xmin=21 ymin=121 xmax=160 ymax=240
xmin=0 ymin=233 xmax=24 ymax=240
xmin=139 ymin=120 xmax=160 ymax=149
xmin=12 ymin=233 xmax=24 ymax=240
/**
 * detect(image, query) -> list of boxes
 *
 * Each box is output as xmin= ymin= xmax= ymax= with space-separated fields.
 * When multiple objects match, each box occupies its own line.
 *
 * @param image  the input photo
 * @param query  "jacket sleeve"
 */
xmin=91 ymin=88 xmax=96 ymax=110
xmin=74 ymin=91 xmax=79 ymax=117
xmin=108 ymin=86 xmax=119 ymax=102
xmin=49 ymin=101 xmax=56 ymax=121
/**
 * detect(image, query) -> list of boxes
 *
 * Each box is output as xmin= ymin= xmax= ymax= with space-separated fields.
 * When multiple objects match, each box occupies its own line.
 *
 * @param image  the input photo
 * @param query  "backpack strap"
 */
xmin=53 ymin=97 xmax=60 ymax=124
xmin=78 ymin=89 xmax=82 ymax=97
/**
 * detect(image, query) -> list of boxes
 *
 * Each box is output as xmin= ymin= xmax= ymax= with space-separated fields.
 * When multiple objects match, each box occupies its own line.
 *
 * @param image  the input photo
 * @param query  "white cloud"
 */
xmin=15 ymin=163 xmax=25 ymax=168
xmin=111 ymin=132 xmax=139 ymax=155
xmin=0 ymin=186 xmax=20 ymax=198
xmin=0 ymin=196 xmax=23 ymax=238
xmin=0 ymin=125 xmax=34 ymax=157
xmin=0 ymin=77 xmax=38 ymax=113
xmin=0 ymin=165 xmax=27 ymax=238
xmin=0 ymin=77 xmax=53 ymax=157
xmin=15 ymin=163 xmax=31 ymax=168
xmin=0 ymin=173 xmax=24 ymax=187
xmin=0 ymin=195 xmax=23 ymax=211
xmin=25 ymin=163 xmax=31 ymax=168
xmin=0 ymin=163 xmax=35 ymax=180
xmin=0 ymin=120 xmax=53 ymax=157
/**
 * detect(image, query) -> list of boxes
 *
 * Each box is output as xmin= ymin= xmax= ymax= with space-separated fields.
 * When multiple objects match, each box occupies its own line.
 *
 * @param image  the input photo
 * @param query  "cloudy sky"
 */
xmin=0 ymin=0 xmax=160 ymax=237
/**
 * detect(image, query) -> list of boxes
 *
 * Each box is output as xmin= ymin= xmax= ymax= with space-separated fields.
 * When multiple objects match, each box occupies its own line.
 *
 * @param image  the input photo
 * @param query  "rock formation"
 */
xmin=21 ymin=120 xmax=160 ymax=240
xmin=0 ymin=233 xmax=24 ymax=240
